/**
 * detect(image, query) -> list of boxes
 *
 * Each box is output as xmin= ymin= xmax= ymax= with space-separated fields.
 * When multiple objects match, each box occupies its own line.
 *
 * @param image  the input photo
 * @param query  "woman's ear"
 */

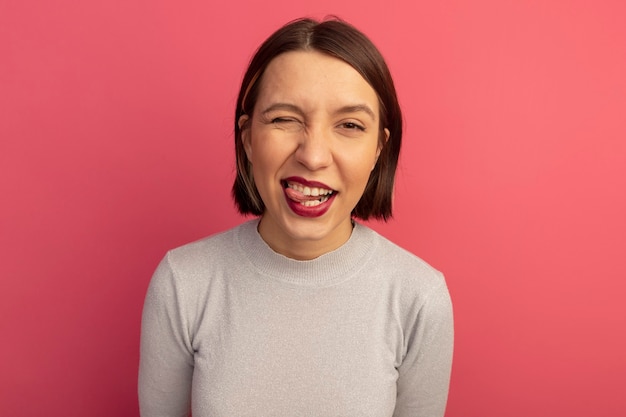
xmin=373 ymin=128 xmax=390 ymax=169
xmin=238 ymin=115 xmax=252 ymax=159
xmin=382 ymin=128 xmax=390 ymax=148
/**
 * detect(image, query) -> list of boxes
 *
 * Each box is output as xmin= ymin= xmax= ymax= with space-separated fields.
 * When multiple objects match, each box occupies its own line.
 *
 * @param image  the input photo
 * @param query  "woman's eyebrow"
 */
xmin=261 ymin=103 xmax=304 ymax=116
xmin=261 ymin=103 xmax=376 ymax=121
xmin=334 ymin=104 xmax=376 ymax=121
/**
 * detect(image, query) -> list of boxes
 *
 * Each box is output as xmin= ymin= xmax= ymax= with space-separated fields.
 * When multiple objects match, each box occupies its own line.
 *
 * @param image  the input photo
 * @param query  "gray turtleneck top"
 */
xmin=139 ymin=219 xmax=453 ymax=417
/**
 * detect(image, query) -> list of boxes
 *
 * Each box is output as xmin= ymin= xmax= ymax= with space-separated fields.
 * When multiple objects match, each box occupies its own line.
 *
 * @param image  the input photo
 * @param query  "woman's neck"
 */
xmin=256 ymin=215 xmax=354 ymax=260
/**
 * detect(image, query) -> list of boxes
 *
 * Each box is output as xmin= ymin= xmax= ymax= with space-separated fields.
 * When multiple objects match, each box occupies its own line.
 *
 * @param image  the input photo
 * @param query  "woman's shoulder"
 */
xmin=158 ymin=220 xmax=256 ymax=279
xmin=171 ymin=219 xmax=259 ymax=256
xmin=355 ymin=223 xmax=447 ymax=294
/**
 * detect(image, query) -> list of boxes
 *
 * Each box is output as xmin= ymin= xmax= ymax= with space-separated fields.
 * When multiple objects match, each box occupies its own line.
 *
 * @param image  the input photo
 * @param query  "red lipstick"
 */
xmin=282 ymin=176 xmax=337 ymax=218
xmin=283 ymin=176 xmax=333 ymax=189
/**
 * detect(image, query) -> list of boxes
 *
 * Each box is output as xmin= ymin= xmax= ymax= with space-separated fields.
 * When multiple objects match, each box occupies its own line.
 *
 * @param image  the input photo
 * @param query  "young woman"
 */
xmin=139 ymin=17 xmax=453 ymax=417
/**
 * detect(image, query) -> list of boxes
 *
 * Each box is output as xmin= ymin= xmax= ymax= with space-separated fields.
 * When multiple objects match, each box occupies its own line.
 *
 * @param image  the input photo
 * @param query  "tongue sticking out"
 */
xmin=285 ymin=186 xmax=317 ymax=203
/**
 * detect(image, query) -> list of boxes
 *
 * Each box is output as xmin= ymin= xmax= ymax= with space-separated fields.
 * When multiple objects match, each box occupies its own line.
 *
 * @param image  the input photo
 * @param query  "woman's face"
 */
xmin=240 ymin=50 xmax=388 ymax=260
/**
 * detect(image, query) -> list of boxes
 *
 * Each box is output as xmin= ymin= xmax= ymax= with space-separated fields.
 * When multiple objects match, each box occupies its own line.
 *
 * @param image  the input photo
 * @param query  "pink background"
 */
xmin=2 ymin=1 xmax=625 ymax=416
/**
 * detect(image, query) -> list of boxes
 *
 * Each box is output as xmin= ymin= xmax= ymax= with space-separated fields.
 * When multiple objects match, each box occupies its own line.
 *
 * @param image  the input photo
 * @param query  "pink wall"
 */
xmin=2 ymin=1 xmax=625 ymax=415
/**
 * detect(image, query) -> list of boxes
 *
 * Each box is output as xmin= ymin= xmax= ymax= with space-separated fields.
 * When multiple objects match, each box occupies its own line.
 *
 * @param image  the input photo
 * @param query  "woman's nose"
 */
xmin=294 ymin=127 xmax=333 ymax=171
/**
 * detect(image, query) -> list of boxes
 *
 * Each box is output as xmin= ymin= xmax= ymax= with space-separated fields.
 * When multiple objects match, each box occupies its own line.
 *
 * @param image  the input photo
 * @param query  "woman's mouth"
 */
xmin=284 ymin=181 xmax=334 ymax=206
xmin=281 ymin=177 xmax=337 ymax=216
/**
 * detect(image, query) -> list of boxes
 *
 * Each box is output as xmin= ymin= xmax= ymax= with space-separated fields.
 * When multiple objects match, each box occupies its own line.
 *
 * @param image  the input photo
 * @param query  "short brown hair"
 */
xmin=232 ymin=17 xmax=402 ymax=221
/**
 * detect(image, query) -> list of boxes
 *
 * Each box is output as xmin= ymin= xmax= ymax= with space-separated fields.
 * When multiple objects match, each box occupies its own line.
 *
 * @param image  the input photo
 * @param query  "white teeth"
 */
xmin=287 ymin=182 xmax=333 ymax=196
xmin=300 ymin=196 xmax=330 ymax=206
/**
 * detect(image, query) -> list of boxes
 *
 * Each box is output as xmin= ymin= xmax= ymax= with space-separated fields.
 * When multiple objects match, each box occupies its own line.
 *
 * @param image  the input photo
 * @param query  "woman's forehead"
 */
xmin=255 ymin=50 xmax=379 ymax=116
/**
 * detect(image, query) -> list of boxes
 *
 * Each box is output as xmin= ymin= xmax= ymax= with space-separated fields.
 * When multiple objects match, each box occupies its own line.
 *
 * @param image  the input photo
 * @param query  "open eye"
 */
xmin=340 ymin=122 xmax=365 ymax=131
